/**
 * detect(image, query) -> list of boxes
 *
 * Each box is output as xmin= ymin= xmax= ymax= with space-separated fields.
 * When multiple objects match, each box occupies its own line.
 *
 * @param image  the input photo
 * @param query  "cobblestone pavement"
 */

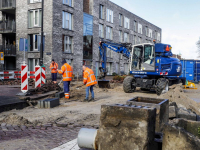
xmin=0 ymin=123 xmax=86 ymax=150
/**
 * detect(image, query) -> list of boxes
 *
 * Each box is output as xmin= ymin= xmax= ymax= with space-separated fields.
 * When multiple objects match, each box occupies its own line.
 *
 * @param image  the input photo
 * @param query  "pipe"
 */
xmin=77 ymin=128 xmax=98 ymax=149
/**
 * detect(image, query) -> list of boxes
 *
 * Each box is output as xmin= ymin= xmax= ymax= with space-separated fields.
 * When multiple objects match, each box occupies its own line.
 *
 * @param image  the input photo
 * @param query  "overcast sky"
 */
xmin=110 ymin=0 xmax=200 ymax=59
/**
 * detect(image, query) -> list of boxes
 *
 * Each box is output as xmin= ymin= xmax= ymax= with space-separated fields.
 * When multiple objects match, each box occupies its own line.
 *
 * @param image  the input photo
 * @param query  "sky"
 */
xmin=110 ymin=0 xmax=200 ymax=59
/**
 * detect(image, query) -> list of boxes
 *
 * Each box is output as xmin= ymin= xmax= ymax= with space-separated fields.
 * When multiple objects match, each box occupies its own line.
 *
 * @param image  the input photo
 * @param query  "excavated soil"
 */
xmin=0 ymin=82 xmax=200 ymax=126
xmin=159 ymin=84 xmax=200 ymax=115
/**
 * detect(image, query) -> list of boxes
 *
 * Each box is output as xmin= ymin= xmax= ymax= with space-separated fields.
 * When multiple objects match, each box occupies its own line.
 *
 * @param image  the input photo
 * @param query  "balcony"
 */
xmin=0 ymin=20 xmax=15 ymax=33
xmin=0 ymin=0 xmax=15 ymax=13
xmin=0 ymin=45 xmax=16 ymax=56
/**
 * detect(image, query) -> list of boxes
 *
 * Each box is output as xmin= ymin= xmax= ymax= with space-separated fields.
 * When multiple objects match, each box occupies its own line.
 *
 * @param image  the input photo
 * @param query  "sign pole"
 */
xmin=24 ymin=38 xmax=25 ymax=64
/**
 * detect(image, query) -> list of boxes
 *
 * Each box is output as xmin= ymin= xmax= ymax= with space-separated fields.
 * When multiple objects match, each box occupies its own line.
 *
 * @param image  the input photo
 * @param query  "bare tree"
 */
xmin=197 ymin=38 xmax=200 ymax=56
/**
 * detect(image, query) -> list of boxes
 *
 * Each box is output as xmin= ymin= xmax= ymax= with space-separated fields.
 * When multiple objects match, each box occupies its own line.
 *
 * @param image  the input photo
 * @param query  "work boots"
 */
xmin=88 ymin=98 xmax=95 ymax=102
xmin=83 ymin=98 xmax=89 ymax=102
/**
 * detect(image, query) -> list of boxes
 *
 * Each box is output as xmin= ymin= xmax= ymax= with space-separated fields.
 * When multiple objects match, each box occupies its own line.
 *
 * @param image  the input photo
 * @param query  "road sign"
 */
xmin=0 ymin=52 xmax=4 ymax=64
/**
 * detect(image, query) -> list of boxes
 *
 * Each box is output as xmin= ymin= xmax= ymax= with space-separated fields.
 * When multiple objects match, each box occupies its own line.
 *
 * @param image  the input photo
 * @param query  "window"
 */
xmin=99 ymin=24 xmax=104 ymax=38
xmin=106 ymin=47 xmax=113 ymax=58
xmin=28 ymin=34 xmax=44 ymax=51
xmin=138 ymin=37 xmax=142 ymax=44
xmin=119 ymin=30 xmax=122 ymax=42
xmin=106 ymin=26 xmax=112 ymax=40
xmin=124 ymin=33 xmax=129 ymax=42
xmin=134 ymin=21 xmax=137 ymax=32
xmin=157 ymin=33 xmax=160 ymax=41
xmin=106 ymin=9 xmax=113 ymax=23
xmin=138 ymin=23 xmax=142 ymax=34
xmin=145 ymin=26 xmax=148 ymax=36
xmin=119 ymin=14 xmax=122 ymax=26
xmin=63 ymin=0 xmax=72 ymax=6
xmin=134 ymin=35 xmax=137 ymax=45
xmin=124 ymin=63 xmax=129 ymax=74
xmin=124 ymin=17 xmax=130 ymax=29
xmin=149 ymin=29 xmax=152 ymax=38
xmin=28 ymin=9 xmax=42 ymax=28
xmin=63 ymin=36 xmax=73 ymax=53
xmin=154 ymin=31 xmax=157 ymax=40
xmin=28 ymin=58 xmax=40 ymax=71
xmin=99 ymin=5 xmax=104 ymax=19
xmin=29 ymin=0 xmax=42 ymax=3
xmin=106 ymin=62 xmax=113 ymax=75
xmin=62 ymin=11 xmax=72 ymax=30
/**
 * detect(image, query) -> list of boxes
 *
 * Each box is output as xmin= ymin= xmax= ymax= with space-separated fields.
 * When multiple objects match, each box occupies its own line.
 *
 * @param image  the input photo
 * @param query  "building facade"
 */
xmin=0 ymin=0 xmax=161 ymax=77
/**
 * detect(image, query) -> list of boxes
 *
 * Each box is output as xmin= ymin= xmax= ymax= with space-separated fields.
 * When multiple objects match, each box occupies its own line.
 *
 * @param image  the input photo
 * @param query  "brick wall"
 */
xmin=83 ymin=0 xmax=89 ymax=14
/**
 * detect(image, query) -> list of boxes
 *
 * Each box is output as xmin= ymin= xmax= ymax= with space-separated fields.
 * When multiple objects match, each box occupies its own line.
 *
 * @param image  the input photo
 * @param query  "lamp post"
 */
xmin=40 ymin=0 xmax=44 ymax=66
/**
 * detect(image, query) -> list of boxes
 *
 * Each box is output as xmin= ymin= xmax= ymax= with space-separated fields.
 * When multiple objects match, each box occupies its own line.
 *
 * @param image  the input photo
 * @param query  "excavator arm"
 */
xmin=98 ymin=40 xmax=131 ymax=87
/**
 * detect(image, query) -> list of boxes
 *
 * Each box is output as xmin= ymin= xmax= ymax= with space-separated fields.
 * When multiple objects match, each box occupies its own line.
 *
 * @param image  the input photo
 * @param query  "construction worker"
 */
xmin=82 ymin=65 xmax=97 ymax=102
xmin=57 ymin=59 xmax=73 ymax=99
xmin=49 ymin=59 xmax=58 ymax=84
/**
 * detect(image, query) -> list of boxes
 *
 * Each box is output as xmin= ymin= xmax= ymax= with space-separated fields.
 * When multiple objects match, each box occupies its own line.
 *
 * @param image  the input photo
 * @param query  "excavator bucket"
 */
xmin=98 ymin=80 xmax=110 ymax=88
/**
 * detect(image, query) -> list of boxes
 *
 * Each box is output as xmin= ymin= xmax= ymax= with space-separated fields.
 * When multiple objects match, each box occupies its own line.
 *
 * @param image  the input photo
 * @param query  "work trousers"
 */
xmin=51 ymin=73 xmax=57 ymax=81
xmin=63 ymin=81 xmax=70 ymax=99
xmin=86 ymin=85 xmax=94 ymax=99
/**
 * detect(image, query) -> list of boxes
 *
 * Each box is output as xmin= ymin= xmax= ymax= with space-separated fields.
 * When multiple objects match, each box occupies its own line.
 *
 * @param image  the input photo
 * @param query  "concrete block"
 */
xmin=55 ymin=92 xmax=64 ymax=99
xmin=126 ymin=97 xmax=169 ymax=132
xmin=171 ymin=119 xmax=200 ymax=138
xmin=162 ymin=124 xmax=200 ymax=150
xmin=177 ymin=107 xmax=196 ymax=121
xmin=44 ymin=98 xmax=59 ymax=108
xmin=37 ymin=99 xmax=46 ymax=108
xmin=96 ymin=104 xmax=156 ymax=150
xmin=169 ymin=106 xmax=177 ymax=119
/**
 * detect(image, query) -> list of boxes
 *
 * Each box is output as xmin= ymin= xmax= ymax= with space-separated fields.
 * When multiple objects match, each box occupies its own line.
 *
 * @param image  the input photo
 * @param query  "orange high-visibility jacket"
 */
xmin=83 ymin=67 xmax=97 ymax=87
xmin=49 ymin=62 xmax=58 ymax=73
xmin=58 ymin=63 xmax=73 ymax=81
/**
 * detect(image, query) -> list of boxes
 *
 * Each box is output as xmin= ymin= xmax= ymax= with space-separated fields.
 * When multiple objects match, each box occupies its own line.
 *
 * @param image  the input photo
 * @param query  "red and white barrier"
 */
xmin=0 ymin=71 xmax=15 ymax=80
xmin=41 ymin=66 xmax=46 ymax=84
xmin=21 ymin=64 xmax=28 ymax=93
xmin=35 ymin=65 xmax=41 ymax=88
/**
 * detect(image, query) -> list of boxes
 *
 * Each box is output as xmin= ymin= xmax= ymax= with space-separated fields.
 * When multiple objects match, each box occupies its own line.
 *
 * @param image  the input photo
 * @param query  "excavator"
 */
xmin=98 ymin=40 xmax=186 ymax=95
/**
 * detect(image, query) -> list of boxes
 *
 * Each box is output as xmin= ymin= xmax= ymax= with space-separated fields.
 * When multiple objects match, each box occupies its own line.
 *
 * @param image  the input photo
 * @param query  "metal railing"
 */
xmin=0 ymin=20 xmax=16 ymax=33
xmin=0 ymin=45 xmax=16 ymax=56
xmin=0 ymin=0 xmax=16 ymax=9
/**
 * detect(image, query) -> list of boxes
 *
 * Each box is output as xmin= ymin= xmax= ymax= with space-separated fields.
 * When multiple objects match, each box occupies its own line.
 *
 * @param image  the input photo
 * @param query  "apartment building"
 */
xmin=0 ymin=0 xmax=161 ymax=77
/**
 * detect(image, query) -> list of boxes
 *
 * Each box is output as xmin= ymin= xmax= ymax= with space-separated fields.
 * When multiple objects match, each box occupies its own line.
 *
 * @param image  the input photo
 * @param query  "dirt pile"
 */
xmin=1 ymin=113 xmax=33 ymax=126
xmin=160 ymin=84 xmax=200 ymax=115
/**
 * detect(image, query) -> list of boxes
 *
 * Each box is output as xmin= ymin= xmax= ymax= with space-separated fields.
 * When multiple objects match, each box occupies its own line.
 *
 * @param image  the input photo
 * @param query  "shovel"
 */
xmin=76 ymin=84 xmax=84 ymax=89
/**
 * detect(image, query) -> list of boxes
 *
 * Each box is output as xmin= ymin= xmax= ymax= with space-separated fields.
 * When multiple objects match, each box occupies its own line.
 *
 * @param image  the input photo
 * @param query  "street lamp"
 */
xmin=40 ymin=0 xmax=44 ymax=66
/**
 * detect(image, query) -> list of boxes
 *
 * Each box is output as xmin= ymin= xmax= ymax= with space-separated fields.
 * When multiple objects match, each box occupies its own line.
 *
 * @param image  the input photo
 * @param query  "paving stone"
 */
xmin=1 ymin=123 xmax=6 ymax=127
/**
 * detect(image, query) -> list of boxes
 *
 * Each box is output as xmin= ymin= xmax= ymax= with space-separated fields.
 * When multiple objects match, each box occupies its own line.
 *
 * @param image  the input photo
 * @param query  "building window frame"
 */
xmin=99 ymin=4 xmax=104 ymax=19
xmin=28 ymin=9 xmax=42 ymax=28
xmin=138 ymin=23 xmax=142 ymax=34
xmin=106 ymin=26 xmax=112 ymax=40
xmin=63 ymin=0 xmax=72 ymax=7
xmin=119 ymin=14 xmax=122 ymax=26
xmin=134 ymin=21 xmax=137 ymax=32
xmin=62 ymin=11 xmax=72 ymax=30
xmin=63 ymin=35 xmax=73 ymax=53
xmin=99 ymin=24 xmax=104 ymax=38
xmin=124 ymin=32 xmax=129 ymax=43
xmin=28 ymin=58 xmax=40 ymax=71
xmin=119 ymin=30 xmax=122 ymax=42
xmin=29 ymin=0 xmax=42 ymax=3
xmin=106 ymin=8 xmax=113 ymax=23
xmin=124 ymin=16 xmax=130 ymax=29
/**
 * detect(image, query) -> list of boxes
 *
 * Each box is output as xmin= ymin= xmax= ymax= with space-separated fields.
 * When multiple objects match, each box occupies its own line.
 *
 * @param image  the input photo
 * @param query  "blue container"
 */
xmin=194 ymin=60 xmax=200 ymax=82
xmin=180 ymin=60 xmax=194 ymax=81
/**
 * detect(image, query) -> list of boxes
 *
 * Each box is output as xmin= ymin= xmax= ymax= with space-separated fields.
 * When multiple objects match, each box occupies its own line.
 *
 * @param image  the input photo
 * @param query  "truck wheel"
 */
xmin=156 ymin=78 xmax=169 ymax=96
xmin=123 ymin=76 xmax=136 ymax=93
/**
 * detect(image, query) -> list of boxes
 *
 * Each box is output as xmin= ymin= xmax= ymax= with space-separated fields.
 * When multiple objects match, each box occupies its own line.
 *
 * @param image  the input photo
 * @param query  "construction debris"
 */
xmin=27 ymin=81 xmax=62 ymax=95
